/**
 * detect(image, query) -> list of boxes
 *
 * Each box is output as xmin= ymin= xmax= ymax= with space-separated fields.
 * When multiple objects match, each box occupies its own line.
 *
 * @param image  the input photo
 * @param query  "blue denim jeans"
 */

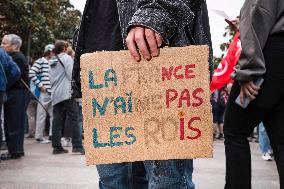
xmin=259 ymin=122 xmax=272 ymax=154
xmin=97 ymin=160 xmax=194 ymax=189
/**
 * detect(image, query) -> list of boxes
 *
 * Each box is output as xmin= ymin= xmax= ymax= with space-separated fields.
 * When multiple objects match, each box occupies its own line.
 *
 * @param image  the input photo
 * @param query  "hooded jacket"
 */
xmin=232 ymin=0 xmax=284 ymax=82
xmin=0 ymin=48 xmax=21 ymax=92
xmin=49 ymin=53 xmax=73 ymax=106
xmin=72 ymin=0 xmax=213 ymax=98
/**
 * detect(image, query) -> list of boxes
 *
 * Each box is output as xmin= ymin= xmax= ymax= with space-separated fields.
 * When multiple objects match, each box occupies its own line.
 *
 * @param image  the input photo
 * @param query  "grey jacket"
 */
xmin=49 ymin=53 xmax=73 ymax=106
xmin=232 ymin=0 xmax=284 ymax=82
xmin=117 ymin=0 xmax=212 ymax=49
xmin=73 ymin=0 xmax=213 ymax=98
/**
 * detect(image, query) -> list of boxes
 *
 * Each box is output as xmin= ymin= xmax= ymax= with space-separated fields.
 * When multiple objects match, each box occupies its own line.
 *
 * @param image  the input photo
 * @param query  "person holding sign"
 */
xmin=224 ymin=0 xmax=284 ymax=188
xmin=73 ymin=0 xmax=213 ymax=188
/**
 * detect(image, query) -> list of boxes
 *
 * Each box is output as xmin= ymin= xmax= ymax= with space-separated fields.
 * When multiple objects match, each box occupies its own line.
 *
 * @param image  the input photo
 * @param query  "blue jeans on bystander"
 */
xmin=97 ymin=159 xmax=194 ymax=189
xmin=259 ymin=122 xmax=272 ymax=154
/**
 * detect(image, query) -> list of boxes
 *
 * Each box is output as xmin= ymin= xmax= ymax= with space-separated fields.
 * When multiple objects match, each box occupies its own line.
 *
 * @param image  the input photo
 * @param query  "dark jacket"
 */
xmin=232 ymin=0 xmax=284 ymax=82
xmin=73 ymin=0 xmax=213 ymax=98
xmin=0 ymin=48 xmax=21 ymax=92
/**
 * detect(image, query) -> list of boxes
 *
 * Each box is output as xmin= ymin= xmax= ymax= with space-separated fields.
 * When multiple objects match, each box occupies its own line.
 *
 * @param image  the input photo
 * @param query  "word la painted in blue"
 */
xmin=89 ymin=68 xmax=118 ymax=90
xmin=93 ymin=126 xmax=137 ymax=148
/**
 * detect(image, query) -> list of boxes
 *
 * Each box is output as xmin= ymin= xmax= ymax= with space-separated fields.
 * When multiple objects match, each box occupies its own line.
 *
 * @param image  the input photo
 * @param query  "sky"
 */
xmin=70 ymin=0 xmax=245 ymax=57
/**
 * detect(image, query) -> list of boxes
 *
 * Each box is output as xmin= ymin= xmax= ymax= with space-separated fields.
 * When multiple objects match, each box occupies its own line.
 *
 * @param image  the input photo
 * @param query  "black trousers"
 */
xmin=0 ymin=102 xmax=2 ymax=151
xmin=224 ymin=34 xmax=284 ymax=189
xmin=4 ymin=89 xmax=29 ymax=155
xmin=52 ymin=99 xmax=82 ymax=149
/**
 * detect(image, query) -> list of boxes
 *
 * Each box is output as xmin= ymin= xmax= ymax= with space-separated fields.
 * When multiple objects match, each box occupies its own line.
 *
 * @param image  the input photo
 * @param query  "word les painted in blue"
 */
xmin=93 ymin=126 xmax=137 ymax=148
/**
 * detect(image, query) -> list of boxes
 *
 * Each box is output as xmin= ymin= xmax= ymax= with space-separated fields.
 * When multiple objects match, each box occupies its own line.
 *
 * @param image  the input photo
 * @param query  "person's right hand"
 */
xmin=126 ymin=26 xmax=163 ymax=62
xmin=239 ymin=81 xmax=260 ymax=105
xmin=40 ymin=86 xmax=47 ymax=93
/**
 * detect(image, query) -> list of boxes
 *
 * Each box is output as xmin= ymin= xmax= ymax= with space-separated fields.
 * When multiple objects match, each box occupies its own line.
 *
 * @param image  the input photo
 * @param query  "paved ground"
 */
xmin=0 ymin=139 xmax=279 ymax=189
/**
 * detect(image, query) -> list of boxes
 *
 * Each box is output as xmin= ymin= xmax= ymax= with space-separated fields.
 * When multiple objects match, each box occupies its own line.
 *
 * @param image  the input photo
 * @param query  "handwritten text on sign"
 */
xmin=81 ymin=46 xmax=213 ymax=165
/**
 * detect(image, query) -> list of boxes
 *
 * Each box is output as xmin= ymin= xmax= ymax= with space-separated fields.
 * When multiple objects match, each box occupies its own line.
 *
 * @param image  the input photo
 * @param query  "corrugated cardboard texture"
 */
xmin=80 ymin=46 xmax=213 ymax=165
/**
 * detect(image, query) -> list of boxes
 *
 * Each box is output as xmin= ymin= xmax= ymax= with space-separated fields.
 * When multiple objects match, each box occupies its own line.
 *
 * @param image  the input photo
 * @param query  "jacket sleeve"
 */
xmin=29 ymin=60 xmax=43 ymax=88
xmin=3 ymin=52 xmax=21 ymax=89
xmin=128 ymin=0 xmax=195 ymax=44
xmin=231 ymin=0 xmax=278 ymax=82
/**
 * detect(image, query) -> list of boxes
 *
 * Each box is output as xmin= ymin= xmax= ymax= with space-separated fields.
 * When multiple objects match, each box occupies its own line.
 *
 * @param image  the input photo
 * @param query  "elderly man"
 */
xmin=1 ymin=34 xmax=29 ymax=160
xmin=0 ymin=48 xmax=21 ymax=162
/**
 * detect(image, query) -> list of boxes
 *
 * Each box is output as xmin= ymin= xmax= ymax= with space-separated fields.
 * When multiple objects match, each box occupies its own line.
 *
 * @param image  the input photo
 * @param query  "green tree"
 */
xmin=0 ymin=0 xmax=81 ymax=59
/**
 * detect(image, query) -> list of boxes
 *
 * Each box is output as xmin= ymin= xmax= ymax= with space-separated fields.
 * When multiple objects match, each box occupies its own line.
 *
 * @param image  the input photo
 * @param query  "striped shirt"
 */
xmin=29 ymin=57 xmax=51 ymax=93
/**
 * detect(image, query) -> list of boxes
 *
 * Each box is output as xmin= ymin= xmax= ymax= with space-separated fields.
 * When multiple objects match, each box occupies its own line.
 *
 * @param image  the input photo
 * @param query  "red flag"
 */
xmin=210 ymin=32 xmax=241 ymax=92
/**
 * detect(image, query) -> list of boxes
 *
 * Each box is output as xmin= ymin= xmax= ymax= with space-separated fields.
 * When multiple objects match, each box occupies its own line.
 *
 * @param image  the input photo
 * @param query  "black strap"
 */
xmin=55 ymin=55 xmax=65 ymax=69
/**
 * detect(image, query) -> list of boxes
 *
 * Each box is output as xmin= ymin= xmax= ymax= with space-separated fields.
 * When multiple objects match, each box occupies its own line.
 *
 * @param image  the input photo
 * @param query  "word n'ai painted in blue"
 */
xmin=92 ymin=92 xmax=133 ymax=117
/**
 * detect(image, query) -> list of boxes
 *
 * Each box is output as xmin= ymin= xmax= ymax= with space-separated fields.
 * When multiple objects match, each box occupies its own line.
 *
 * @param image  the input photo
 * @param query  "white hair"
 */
xmin=5 ymin=34 xmax=22 ymax=50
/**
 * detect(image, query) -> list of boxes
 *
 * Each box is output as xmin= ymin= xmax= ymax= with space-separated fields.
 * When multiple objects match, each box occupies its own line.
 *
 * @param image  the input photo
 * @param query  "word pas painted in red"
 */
xmin=166 ymin=88 xmax=204 ymax=108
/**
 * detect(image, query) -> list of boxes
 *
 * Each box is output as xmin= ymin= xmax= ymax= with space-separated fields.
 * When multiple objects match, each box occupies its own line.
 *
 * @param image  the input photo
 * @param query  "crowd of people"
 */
xmin=0 ymin=35 xmax=84 ymax=163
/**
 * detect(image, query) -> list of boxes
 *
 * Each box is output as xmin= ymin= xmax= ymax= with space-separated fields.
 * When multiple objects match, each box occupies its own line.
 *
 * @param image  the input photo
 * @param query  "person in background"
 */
xmin=211 ymin=88 xmax=228 ymax=140
xmin=258 ymin=122 xmax=273 ymax=161
xmin=73 ymin=0 xmax=213 ymax=188
xmin=0 ymin=48 xmax=21 ymax=162
xmin=224 ymin=0 xmax=284 ymax=188
xmin=66 ymin=46 xmax=75 ymax=59
xmin=216 ymin=88 xmax=228 ymax=139
xmin=29 ymin=44 xmax=54 ymax=144
xmin=1 ymin=34 xmax=29 ymax=160
xmin=49 ymin=40 xmax=84 ymax=155
xmin=61 ymin=46 xmax=75 ymax=147
xmin=211 ymin=91 xmax=219 ymax=139
xmin=26 ymin=59 xmax=38 ymax=139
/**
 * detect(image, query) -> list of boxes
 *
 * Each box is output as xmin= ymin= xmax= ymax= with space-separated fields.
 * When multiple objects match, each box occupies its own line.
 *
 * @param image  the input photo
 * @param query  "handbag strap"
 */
xmin=55 ymin=55 xmax=65 ymax=69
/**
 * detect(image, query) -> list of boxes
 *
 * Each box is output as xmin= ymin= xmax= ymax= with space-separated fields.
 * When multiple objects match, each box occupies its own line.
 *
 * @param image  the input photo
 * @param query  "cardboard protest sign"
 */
xmin=80 ymin=46 xmax=213 ymax=165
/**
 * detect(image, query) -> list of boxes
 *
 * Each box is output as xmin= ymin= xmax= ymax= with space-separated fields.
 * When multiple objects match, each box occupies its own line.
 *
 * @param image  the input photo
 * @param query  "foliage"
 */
xmin=213 ymin=25 xmax=236 ymax=69
xmin=0 ymin=0 xmax=81 ymax=59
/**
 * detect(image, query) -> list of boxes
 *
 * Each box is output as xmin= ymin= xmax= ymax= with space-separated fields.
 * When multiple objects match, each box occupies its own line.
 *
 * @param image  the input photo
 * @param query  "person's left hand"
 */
xmin=239 ymin=81 xmax=260 ymax=105
xmin=126 ymin=26 xmax=163 ymax=62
